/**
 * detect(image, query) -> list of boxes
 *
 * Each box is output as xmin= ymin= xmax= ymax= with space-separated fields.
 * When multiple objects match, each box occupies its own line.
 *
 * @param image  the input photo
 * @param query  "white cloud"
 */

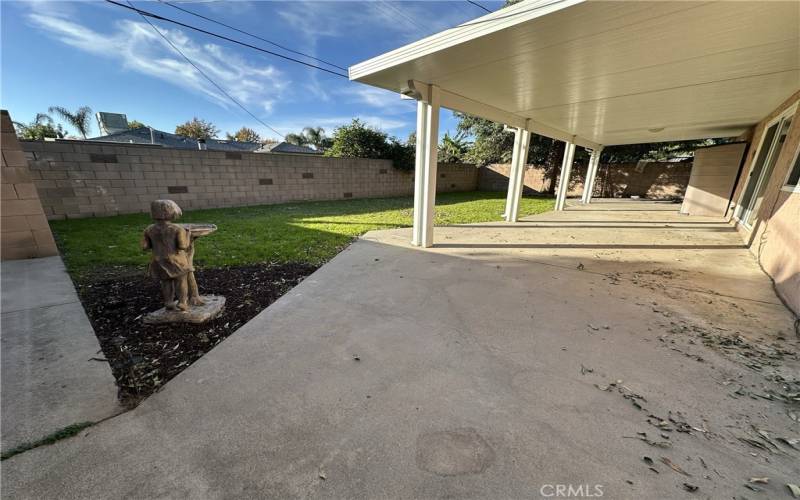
xmin=26 ymin=9 xmax=286 ymax=115
xmin=341 ymin=86 xmax=417 ymax=113
xmin=277 ymin=1 xmax=466 ymax=44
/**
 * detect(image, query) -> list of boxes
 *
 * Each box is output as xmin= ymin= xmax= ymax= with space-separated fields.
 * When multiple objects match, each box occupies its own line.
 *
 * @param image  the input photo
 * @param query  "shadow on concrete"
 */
xmin=455 ymin=224 xmax=736 ymax=231
xmin=434 ymin=243 xmax=748 ymax=249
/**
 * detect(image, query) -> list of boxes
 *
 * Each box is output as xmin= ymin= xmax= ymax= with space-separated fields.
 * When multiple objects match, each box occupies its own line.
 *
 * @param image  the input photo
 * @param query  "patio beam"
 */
xmin=411 ymin=83 xmax=440 ymax=247
xmin=407 ymin=80 xmax=601 ymax=151
xmin=581 ymin=147 xmax=603 ymax=204
xmin=554 ymin=142 xmax=576 ymax=211
xmin=505 ymin=127 xmax=531 ymax=222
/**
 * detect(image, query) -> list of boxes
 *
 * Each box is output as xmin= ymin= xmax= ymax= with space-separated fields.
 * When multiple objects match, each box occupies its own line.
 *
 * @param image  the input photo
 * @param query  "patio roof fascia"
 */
xmin=408 ymin=79 xmax=602 ymax=151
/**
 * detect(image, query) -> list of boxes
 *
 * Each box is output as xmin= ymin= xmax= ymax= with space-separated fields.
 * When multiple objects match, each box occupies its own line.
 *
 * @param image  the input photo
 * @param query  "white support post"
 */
xmin=503 ymin=128 xmax=523 ymax=220
xmin=581 ymin=149 xmax=600 ymax=203
xmin=506 ymin=129 xmax=531 ymax=222
xmin=411 ymin=85 xmax=440 ymax=247
xmin=411 ymin=100 xmax=428 ymax=246
xmin=555 ymin=142 xmax=576 ymax=211
xmin=581 ymin=147 xmax=603 ymax=204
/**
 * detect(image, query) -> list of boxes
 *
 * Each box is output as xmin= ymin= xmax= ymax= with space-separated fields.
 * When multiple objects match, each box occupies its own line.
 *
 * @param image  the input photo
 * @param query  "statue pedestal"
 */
xmin=144 ymin=295 xmax=225 ymax=324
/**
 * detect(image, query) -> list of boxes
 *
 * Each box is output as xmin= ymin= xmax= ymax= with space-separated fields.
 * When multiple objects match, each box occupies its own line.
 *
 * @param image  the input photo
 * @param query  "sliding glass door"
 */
xmin=737 ymin=110 xmax=795 ymax=227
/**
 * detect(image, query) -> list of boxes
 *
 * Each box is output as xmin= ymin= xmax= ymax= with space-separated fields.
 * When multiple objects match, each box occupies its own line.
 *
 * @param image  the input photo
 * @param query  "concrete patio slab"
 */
xmin=1 ymin=257 xmax=121 ymax=453
xmin=2 ymin=204 xmax=798 ymax=499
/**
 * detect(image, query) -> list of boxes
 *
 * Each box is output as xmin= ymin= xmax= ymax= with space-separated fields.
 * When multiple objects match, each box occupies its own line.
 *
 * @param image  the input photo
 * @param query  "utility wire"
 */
xmin=125 ymin=0 xmax=286 ymax=139
xmin=158 ymin=0 xmax=347 ymax=71
xmin=378 ymin=0 xmax=429 ymax=34
xmin=459 ymin=0 xmax=568 ymax=27
xmin=466 ymin=0 xmax=492 ymax=14
xmin=105 ymin=0 xmax=348 ymax=78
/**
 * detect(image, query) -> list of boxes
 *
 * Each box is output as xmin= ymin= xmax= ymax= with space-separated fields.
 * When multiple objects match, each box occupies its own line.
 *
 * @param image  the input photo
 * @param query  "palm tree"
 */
xmin=48 ymin=105 xmax=93 ymax=139
xmin=284 ymin=132 xmax=308 ymax=146
xmin=302 ymin=127 xmax=327 ymax=150
xmin=285 ymin=127 xmax=328 ymax=150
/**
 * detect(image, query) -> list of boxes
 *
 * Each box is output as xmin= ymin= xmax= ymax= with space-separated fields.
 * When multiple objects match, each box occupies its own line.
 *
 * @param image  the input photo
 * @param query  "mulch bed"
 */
xmin=77 ymin=262 xmax=318 ymax=406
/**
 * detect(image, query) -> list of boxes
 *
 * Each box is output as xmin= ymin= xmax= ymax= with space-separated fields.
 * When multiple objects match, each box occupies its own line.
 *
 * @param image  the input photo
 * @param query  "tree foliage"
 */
xmin=226 ymin=126 xmax=261 ymax=143
xmin=127 ymin=120 xmax=146 ymax=129
xmin=438 ymin=131 xmax=469 ymax=163
xmin=48 ymin=105 xmax=92 ymax=139
xmin=325 ymin=119 xmax=414 ymax=170
xmin=285 ymin=126 xmax=329 ymax=150
xmin=175 ymin=117 xmax=219 ymax=140
xmin=455 ymin=112 xmax=728 ymax=165
xmin=13 ymin=113 xmax=65 ymax=140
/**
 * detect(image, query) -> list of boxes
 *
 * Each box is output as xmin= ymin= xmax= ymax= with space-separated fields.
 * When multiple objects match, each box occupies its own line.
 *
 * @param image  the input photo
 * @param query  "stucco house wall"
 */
xmin=728 ymin=90 xmax=800 ymax=315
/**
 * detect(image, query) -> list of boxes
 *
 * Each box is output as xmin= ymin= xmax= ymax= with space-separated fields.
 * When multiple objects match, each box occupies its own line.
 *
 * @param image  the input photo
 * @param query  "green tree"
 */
xmin=48 ymin=105 xmax=92 ymax=139
xmin=325 ymin=119 xmax=414 ymax=170
xmin=302 ymin=127 xmax=327 ymax=150
xmin=284 ymin=126 xmax=328 ymax=150
xmin=226 ymin=126 xmax=261 ymax=143
xmin=602 ymin=140 xmax=727 ymax=163
xmin=127 ymin=120 xmax=146 ymax=129
xmin=285 ymin=132 xmax=307 ymax=146
xmin=325 ymin=119 xmax=390 ymax=159
xmin=438 ymin=130 xmax=469 ymax=163
xmin=13 ymin=113 xmax=65 ymax=140
xmin=175 ymin=117 xmax=219 ymax=140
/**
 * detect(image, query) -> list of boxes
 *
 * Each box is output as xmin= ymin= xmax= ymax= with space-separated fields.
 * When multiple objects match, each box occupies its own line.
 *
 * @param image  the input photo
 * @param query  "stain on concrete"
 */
xmin=415 ymin=428 xmax=495 ymax=476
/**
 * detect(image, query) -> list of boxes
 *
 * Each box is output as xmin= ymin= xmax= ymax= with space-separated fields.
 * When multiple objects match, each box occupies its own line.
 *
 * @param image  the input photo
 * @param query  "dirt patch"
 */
xmin=77 ymin=263 xmax=318 ymax=405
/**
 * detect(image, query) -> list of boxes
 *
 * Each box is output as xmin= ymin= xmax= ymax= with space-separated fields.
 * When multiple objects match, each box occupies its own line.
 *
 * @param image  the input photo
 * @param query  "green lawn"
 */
xmin=50 ymin=191 xmax=554 ymax=281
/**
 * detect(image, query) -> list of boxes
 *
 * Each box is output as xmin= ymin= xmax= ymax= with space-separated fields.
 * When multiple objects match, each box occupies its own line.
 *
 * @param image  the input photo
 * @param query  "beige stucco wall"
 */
xmin=680 ymin=142 xmax=747 ymax=217
xmin=728 ymin=90 xmax=800 ymax=315
xmin=0 ymin=111 xmax=58 ymax=260
xmin=21 ymin=140 xmax=478 ymax=219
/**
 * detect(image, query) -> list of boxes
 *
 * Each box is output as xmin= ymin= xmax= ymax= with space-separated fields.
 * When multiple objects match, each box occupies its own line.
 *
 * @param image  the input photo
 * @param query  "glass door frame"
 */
xmin=734 ymin=102 xmax=798 ymax=228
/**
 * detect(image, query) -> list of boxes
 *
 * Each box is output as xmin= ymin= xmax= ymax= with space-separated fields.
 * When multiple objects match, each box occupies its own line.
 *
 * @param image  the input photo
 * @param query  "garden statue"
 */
xmin=141 ymin=200 xmax=225 ymax=324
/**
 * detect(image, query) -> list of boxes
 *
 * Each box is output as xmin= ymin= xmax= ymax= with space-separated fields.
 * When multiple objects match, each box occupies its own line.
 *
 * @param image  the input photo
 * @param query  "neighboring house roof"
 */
xmin=256 ymin=142 xmax=321 ymax=155
xmin=88 ymin=127 xmax=262 ymax=152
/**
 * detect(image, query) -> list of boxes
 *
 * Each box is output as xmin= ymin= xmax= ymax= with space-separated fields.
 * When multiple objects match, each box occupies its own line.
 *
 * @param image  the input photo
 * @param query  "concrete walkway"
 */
xmin=3 ymin=203 xmax=798 ymax=499
xmin=1 ymin=256 xmax=121 ymax=453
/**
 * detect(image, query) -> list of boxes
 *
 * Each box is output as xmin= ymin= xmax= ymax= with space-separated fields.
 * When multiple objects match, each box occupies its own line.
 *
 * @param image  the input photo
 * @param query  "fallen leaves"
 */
xmin=660 ymin=457 xmax=691 ymax=476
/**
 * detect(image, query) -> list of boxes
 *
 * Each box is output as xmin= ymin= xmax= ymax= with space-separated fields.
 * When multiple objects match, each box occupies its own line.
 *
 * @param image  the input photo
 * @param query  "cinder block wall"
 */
xmin=479 ymin=162 xmax=692 ymax=200
xmin=21 ymin=140 xmax=478 ymax=219
xmin=0 ymin=111 xmax=58 ymax=260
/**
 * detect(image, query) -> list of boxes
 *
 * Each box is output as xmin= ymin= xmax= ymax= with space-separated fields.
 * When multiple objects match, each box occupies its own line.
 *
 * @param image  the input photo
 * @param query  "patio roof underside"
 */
xmin=350 ymin=0 xmax=800 ymax=147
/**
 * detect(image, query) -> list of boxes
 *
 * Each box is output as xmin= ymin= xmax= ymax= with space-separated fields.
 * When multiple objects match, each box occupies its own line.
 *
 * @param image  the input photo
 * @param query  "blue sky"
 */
xmin=1 ymin=0 xmax=503 ymax=141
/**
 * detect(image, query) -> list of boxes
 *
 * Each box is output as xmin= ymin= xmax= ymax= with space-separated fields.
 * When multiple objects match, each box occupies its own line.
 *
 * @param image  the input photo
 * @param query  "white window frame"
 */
xmin=780 ymin=141 xmax=800 ymax=194
xmin=733 ymin=101 xmax=798 ymax=226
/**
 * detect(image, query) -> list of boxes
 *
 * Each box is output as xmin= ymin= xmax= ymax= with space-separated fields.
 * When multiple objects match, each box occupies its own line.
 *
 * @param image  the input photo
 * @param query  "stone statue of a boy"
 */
xmin=141 ymin=200 xmax=192 ymax=311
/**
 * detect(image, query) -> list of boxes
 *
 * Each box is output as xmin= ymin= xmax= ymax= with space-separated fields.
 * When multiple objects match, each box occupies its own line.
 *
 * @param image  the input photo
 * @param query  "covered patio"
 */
xmin=349 ymin=0 xmax=799 ymax=246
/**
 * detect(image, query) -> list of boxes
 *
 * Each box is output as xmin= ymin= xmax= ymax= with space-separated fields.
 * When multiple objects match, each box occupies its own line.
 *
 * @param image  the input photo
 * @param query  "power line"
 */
xmin=158 ymin=0 xmax=347 ymax=71
xmin=466 ymin=0 xmax=492 ymax=14
xmin=459 ymin=0 xmax=569 ymax=27
xmin=104 ymin=0 xmax=348 ymax=78
xmin=378 ymin=0 xmax=429 ymax=34
xmin=125 ymin=0 xmax=286 ymax=139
